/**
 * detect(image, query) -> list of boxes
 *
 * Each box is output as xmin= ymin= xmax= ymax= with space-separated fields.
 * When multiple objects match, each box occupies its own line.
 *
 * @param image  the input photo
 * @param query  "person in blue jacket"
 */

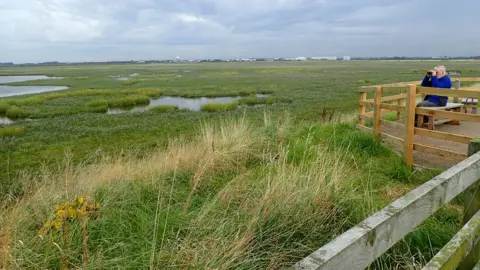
xmin=415 ymin=65 xmax=452 ymax=127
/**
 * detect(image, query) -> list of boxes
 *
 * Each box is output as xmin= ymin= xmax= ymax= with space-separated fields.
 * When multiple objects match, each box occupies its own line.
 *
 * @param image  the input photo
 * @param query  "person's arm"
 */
xmin=421 ymin=75 xmax=430 ymax=86
xmin=431 ymin=76 xmax=452 ymax=88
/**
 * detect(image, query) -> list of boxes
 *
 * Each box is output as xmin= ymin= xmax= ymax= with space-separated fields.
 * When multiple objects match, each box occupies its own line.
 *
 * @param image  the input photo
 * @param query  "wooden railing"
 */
xmin=292 ymin=79 xmax=480 ymax=270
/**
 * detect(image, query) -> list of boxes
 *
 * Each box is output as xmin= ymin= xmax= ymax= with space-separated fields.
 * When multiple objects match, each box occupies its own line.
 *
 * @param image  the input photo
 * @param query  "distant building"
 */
xmin=311 ymin=56 xmax=337 ymax=60
xmin=343 ymin=56 xmax=351 ymax=60
xmin=295 ymin=57 xmax=307 ymax=61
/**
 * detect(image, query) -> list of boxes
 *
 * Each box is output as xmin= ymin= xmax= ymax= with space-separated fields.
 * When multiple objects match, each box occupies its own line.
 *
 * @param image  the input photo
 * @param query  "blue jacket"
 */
xmin=421 ymin=75 xmax=452 ymax=106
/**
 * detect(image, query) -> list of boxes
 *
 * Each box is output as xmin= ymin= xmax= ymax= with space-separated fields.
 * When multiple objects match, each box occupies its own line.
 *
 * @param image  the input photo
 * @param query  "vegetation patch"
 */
xmin=0 ymin=126 xmax=25 ymax=137
xmin=0 ymin=102 xmax=8 ymax=113
xmin=149 ymin=105 xmax=180 ymax=112
xmin=5 ymin=107 xmax=30 ymax=118
xmin=200 ymin=101 xmax=239 ymax=112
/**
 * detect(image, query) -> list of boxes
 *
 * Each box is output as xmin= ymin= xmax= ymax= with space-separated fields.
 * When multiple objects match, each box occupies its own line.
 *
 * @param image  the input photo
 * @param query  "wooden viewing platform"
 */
xmin=292 ymin=77 xmax=480 ymax=269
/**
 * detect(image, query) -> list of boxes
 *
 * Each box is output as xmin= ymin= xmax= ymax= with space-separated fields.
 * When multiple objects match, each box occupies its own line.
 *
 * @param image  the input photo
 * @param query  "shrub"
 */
xmin=107 ymin=95 xmax=150 ymax=108
xmin=239 ymin=97 xmax=267 ymax=106
xmin=200 ymin=101 xmax=239 ymax=112
xmin=239 ymin=88 xmax=255 ymax=96
xmin=6 ymin=107 xmax=30 ymax=118
xmin=265 ymin=97 xmax=293 ymax=104
xmin=0 ymin=126 xmax=25 ymax=137
xmin=0 ymin=102 xmax=8 ymax=113
xmin=149 ymin=105 xmax=179 ymax=112
xmin=121 ymin=80 xmax=140 ymax=86
xmin=8 ymin=97 xmax=45 ymax=106
xmin=85 ymin=99 xmax=108 ymax=107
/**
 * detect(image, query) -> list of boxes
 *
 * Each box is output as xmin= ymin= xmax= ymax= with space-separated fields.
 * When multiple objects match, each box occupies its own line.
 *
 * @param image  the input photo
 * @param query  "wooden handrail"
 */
xmin=293 ymin=150 xmax=480 ymax=270
xmin=417 ymin=86 xmax=480 ymax=99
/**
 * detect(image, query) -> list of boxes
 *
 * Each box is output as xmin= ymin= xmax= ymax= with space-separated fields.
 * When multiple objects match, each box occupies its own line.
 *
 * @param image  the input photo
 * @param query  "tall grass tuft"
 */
xmin=85 ymin=99 xmax=108 ymax=107
xmin=0 ymin=102 xmax=8 ymax=114
xmin=5 ymin=107 xmax=29 ymax=119
xmin=200 ymin=101 xmax=239 ymax=112
xmin=8 ymin=97 xmax=45 ymax=106
xmin=0 ymin=126 xmax=25 ymax=137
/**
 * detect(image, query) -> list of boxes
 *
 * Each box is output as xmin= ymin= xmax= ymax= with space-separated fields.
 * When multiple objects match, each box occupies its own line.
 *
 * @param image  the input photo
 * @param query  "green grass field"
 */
xmin=1 ymin=60 xmax=479 ymax=269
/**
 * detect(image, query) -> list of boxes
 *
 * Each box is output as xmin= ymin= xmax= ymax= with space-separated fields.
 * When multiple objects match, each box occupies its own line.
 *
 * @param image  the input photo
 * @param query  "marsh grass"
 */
xmin=201 ymin=101 xmax=239 ymax=112
xmin=0 ymin=126 xmax=24 ymax=137
xmin=149 ymin=105 xmax=180 ymax=112
xmin=7 ymin=97 xmax=45 ymax=106
xmin=0 ymin=102 xmax=8 ymax=113
xmin=5 ymin=107 xmax=29 ymax=119
xmin=0 ymin=115 xmax=459 ymax=269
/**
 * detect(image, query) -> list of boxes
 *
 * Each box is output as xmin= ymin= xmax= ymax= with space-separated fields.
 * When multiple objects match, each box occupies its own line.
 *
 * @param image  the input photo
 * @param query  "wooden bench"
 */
xmin=417 ymin=102 xmax=464 ymax=130
xmin=462 ymin=98 xmax=478 ymax=114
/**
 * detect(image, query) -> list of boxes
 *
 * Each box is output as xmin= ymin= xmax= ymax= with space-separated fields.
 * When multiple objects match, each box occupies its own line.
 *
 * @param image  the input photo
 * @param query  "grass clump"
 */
xmin=5 ymin=107 xmax=29 ymax=118
xmin=85 ymin=99 xmax=108 ymax=107
xmin=8 ymin=97 xmax=45 ymax=106
xmin=149 ymin=105 xmax=179 ymax=112
xmin=107 ymin=95 xmax=151 ymax=108
xmin=0 ymin=126 xmax=25 ymax=137
xmin=201 ymin=101 xmax=239 ymax=112
xmin=0 ymin=102 xmax=8 ymax=113
xmin=121 ymin=80 xmax=140 ymax=86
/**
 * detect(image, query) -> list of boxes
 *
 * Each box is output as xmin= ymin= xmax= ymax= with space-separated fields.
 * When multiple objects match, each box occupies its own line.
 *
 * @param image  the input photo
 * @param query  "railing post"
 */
xmin=397 ymin=96 xmax=405 ymax=121
xmin=454 ymin=79 xmax=460 ymax=103
xmin=403 ymin=84 xmax=416 ymax=168
xmin=359 ymin=91 xmax=367 ymax=125
xmin=458 ymin=138 xmax=480 ymax=270
xmin=373 ymin=86 xmax=383 ymax=140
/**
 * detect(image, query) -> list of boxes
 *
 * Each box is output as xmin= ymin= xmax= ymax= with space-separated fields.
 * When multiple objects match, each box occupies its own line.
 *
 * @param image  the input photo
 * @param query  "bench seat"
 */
xmin=419 ymin=103 xmax=464 ymax=110
xmin=417 ymin=103 xmax=464 ymax=130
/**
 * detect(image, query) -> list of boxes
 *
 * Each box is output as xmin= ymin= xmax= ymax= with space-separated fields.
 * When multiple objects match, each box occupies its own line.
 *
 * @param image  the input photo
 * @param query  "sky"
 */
xmin=1 ymin=0 xmax=479 ymax=63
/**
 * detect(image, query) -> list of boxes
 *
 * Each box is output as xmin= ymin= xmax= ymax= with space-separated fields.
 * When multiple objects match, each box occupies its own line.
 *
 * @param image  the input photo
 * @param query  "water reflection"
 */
xmin=0 ymin=75 xmax=68 ymax=98
xmin=107 ymin=94 xmax=268 ymax=114
xmin=0 ymin=117 xmax=13 ymax=125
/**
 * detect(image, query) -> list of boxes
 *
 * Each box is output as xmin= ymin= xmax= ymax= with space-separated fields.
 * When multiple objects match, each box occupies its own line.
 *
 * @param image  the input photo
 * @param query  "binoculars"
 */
xmin=427 ymin=71 xmax=433 ymax=75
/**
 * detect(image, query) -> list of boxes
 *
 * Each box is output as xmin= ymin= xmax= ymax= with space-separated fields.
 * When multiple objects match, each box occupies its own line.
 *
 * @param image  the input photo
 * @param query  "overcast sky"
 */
xmin=1 ymin=0 xmax=479 ymax=63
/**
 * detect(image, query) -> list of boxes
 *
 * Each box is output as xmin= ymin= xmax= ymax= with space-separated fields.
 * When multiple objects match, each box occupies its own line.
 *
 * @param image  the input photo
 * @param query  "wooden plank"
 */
xmin=364 ymin=93 xmax=407 ymax=103
xmin=457 ymin=78 xmax=480 ymax=82
xmin=381 ymin=93 xmax=407 ymax=102
xmin=381 ymin=119 xmax=405 ymax=129
xmin=397 ymin=98 xmax=406 ymax=120
xmin=413 ymin=143 xmax=467 ymax=160
xmin=293 ymin=152 xmax=480 ymax=270
xmin=380 ymin=132 xmax=404 ymax=149
xmin=358 ymin=100 xmax=374 ymax=106
xmin=356 ymin=86 xmax=377 ymax=93
xmin=457 ymin=139 xmax=480 ymax=270
xmin=357 ymin=124 xmax=373 ymax=134
xmin=359 ymin=92 xmax=367 ymax=125
xmin=374 ymin=87 xmax=382 ymax=141
xmin=414 ymin=128 xmax=473 ymax=144
xmin=422 ymin=210 xmax=480 ymax=270
xmin=380 ymin=103 xmax=405 ymax=112
xmin=417 ymin=86 xmax=480 ymax=99
xmin=416 ymin=108 xmax=480 ymax=123
xmin=404 ymin=84 xmax=417 ymax=168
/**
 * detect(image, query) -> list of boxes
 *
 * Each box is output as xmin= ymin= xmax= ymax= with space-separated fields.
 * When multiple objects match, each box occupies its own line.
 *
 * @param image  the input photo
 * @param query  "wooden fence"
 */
xmin=293 ymin=140 xmax=480 ymax=269
xmin=292 ymin=79 xmax=480 ymax=269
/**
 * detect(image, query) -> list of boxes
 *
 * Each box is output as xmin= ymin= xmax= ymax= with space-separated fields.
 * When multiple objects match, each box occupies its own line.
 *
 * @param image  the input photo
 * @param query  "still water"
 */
xmin=108 ymin=94 xmax=269 ymax=114
xmin=0 ymin=76 xmax=68 ymax=98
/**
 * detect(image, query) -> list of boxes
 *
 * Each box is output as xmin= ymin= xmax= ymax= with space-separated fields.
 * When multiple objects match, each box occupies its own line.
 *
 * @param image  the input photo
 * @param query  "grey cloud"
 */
xmin=1 ymin=0 xmax=479 ymax=62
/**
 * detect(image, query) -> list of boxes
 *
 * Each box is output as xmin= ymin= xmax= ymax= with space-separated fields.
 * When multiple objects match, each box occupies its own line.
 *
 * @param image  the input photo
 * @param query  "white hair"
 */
xmin=436 ymin=66 xmax=447 ymax=74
